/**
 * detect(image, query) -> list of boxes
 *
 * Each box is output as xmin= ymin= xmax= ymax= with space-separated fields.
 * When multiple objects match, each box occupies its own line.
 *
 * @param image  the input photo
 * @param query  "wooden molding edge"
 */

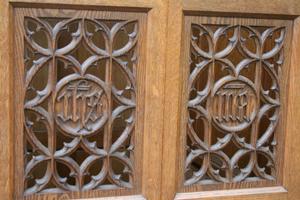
xmin=73 ymin=195 xmax=146 ymax=200
xmin=182 ymin=0 xmax=300 ymax=16
xmin=8 ymin=0 xmax=154 ymax=11
xmin=174 ymin=186 xmax=287 ymax=200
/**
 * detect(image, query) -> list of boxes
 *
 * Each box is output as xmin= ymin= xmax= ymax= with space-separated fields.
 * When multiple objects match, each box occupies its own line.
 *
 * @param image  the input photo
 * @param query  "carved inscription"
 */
xmin=55 ymin=79 xmax=108 ymax=135
xmin=215 ymin=84 xmax=250 ymax=122
xmin=212 ymin=79 xmax=257 ymax=132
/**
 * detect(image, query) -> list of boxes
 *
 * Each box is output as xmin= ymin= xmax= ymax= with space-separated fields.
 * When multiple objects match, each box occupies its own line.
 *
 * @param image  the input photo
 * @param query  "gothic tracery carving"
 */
xmin=185 ymin=24 xmax=286 ymax=185
xmin=23 ymin=17 xmax=138 ymax=195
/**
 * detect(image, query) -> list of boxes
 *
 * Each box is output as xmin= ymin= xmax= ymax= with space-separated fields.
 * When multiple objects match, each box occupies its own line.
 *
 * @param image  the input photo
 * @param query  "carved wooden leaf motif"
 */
xmin=185 ymin=24 xmax=286 ymax=185
xmin=23 ymin=17 xmax=138 ymax=195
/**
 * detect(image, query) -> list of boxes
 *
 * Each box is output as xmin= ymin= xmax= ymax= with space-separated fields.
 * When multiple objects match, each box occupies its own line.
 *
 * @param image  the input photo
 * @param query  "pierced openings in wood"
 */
xmin=184 ymin=20 xmax=290 ymax=186
xmin=23 ymin=16 xmax=139 ymax=195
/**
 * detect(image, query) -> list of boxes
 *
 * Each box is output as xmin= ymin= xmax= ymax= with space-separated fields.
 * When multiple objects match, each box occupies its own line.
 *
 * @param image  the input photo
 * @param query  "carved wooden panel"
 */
xmin=182 ymin=17 xmax=292 ymax=189
xmin=14 ymin=8 xmax=147 ymax=198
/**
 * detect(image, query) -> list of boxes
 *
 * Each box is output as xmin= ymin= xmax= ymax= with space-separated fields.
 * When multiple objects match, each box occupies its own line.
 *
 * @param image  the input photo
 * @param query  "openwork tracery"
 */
xmin=185 ymin=24 xmax=286 ymax=185
xmin=23 ymin=17 xmax=138 ymax=194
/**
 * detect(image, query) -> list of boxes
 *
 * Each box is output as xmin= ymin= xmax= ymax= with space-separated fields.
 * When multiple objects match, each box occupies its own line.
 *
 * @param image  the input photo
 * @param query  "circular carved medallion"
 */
xmin=211 ymin=77 xmax=257 ymax=132
xmin=54 ymin=75 xmax=108 ymax=136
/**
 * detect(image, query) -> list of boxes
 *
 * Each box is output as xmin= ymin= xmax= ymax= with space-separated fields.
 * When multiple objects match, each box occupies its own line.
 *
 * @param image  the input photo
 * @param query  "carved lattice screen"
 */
xmin=14 ymin=8 xmax=146 ymax=198
xmin=181 ymin=16 xmax=293 ymax=191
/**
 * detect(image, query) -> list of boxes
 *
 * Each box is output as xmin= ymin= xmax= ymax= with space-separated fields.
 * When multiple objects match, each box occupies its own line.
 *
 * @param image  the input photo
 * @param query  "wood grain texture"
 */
xmin=21 ymin=12 xmax=140 ymax=194
xmin=2 ymin=0 xmax=300 ymax=200
xmin=13 ymin=7 xmax=149 ymax=200
xmin=9 ymin=0 xmax=155 ymax=10
xmin=284 ymin=16 xmax=300 ymax=200
xmin=161 ymin=1 xmax=183 ymax=200
xmin=15 ymin=6 xmax=146 ymax=198
xmin=73 ymin=194 xmax=146 ymax=200
xmin=0 ymin=1 xmax=13 ymax=200
xmin=162 ymin=1 xmax=299 ymax=200
xmin=141 ymin=1 xmax=168 ymax=200
xmin=178 ymin=16 xmax=293 ymax=193
xmin=9 ymin=1 xmax=167 ymax=200
xmin=183 ymin=0 xmax=300 ymax=16
xmin=175 ymin=186 xmax=287 ymax=200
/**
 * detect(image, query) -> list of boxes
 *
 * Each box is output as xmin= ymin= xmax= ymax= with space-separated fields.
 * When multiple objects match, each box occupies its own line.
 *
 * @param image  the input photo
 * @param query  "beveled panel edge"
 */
xmin=8 ymin=0 xmax=153 ymax=12
xmin=174 ymin=186 xmax=287 ymax=200
xmin=182 ymin=0 xmax=300 ymax=17
xmin=74 ymin=194 xmax=146 ymax=200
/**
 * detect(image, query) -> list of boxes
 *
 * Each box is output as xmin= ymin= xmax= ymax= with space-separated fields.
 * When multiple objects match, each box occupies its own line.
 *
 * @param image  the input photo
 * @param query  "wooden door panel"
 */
xmin=14 ymin=7 xmax=147 ymax=200
xmin=0 ymin=0 xmax=168 ymax=200
xmin=1 ymin=1 xmax=300 ymax=200
xmin=179 ymin=16 xmax=293 ymax=192
xmin=163 ymin=1 xmax=300 ymax=200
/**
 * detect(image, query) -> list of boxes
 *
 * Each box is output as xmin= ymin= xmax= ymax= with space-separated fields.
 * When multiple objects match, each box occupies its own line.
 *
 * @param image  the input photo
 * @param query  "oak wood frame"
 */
xmin=162 ymin=0 xmax=300 ymax=200
xmin=14 ymin=7 xmax=147 ymax=199
xmin=0 ymin=0 xmax=168 ymax=200
xmin=1 ymin=0 xmax=300 ymax=200
xmin=178 ymin=16 xmax=293 ymax=191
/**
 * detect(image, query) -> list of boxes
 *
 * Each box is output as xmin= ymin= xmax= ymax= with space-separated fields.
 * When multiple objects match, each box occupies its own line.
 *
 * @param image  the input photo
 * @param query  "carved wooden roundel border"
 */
xmin=54 ymin=74 xmax=109 ymax=136
xmin=211 ymin=76 xmax=257 ymax=133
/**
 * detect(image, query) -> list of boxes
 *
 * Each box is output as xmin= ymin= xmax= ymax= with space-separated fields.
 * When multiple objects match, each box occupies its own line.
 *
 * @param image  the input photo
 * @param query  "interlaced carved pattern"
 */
xmin=23 ymin=17 xmax=138 ymax=195
xmin=185 ymin=24 xmax=286 ymax=185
